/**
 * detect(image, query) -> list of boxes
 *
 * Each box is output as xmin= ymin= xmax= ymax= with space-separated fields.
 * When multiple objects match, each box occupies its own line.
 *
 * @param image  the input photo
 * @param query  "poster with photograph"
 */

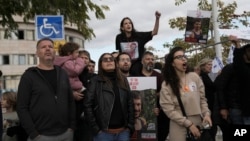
xmin=127 ymin=77 xmax=157 ymax=141
xmin=185 ymin=10 xmax=211 ymax=44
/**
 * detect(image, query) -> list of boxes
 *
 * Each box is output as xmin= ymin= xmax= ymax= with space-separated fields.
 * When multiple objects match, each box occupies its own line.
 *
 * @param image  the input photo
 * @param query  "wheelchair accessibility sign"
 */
xmin=35 ymin=15 xmax=64 ymax=40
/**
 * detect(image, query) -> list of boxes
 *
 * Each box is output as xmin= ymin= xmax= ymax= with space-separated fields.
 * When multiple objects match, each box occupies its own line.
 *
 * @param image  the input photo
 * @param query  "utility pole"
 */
xmin=212 ymin=0 xmax=222 ymax=61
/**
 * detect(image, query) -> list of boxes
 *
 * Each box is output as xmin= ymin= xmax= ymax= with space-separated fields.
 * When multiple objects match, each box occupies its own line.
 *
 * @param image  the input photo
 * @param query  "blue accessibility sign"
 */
xmin=35 ymin=15 xmax=64 ymax=40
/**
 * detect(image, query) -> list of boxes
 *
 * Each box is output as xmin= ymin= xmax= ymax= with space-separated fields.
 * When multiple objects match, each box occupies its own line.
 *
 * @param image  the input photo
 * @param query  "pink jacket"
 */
xmin=54 ymin=56 xmax=85 ymax=91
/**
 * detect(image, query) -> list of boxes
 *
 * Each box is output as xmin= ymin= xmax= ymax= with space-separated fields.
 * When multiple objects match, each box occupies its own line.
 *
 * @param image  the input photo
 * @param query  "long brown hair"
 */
xmin=98 ymin=53 xmax=130 ymax=90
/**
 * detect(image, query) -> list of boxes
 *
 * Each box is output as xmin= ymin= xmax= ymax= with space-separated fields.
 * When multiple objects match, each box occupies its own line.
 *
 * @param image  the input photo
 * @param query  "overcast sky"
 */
xmin=84 ymin=0 xmax=248 ymax=65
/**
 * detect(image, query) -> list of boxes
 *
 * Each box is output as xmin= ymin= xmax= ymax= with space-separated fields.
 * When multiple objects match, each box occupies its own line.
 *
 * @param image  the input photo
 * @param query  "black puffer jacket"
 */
xmin=83 ymin=75 xmax=134 ymax=135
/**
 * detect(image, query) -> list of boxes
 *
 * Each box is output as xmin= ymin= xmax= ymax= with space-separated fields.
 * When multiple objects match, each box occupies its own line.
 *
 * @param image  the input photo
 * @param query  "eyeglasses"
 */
xmin=102 ymin=57 xmax=114 ymax=62
xmin=174 ymin=55 xmax=188 ymax=60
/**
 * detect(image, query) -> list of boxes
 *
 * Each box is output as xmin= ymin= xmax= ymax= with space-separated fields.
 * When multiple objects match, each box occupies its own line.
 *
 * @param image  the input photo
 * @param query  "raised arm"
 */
xmin=228 ymin=35 xmax=241 ymax=48
xmin=151 ymin=11 xmax=161 ymax=36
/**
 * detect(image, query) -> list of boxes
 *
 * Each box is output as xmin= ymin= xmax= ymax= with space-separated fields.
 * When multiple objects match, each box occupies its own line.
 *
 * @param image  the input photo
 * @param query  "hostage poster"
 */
xmin=184 ymin=10 xmax=211 ymax=44
xmin=127 ymin=77 xmax=157 ymax=141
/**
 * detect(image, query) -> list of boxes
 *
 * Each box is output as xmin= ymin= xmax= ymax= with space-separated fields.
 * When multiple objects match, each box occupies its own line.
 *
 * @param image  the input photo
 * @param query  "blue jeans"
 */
xmin=230 ymin=108 xmax=250 ymax=125
xmin=94 ymin=130 xmax=130 ymax=141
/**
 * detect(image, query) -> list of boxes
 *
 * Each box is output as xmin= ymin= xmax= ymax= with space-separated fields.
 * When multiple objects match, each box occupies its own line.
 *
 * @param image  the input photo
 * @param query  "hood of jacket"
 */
xmin=53 ymin=56 xmax=71 ymax=66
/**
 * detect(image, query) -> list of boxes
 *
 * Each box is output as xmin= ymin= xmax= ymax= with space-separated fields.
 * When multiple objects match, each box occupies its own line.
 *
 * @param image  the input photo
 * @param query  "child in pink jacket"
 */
xmin=54 ymin=42 xmax=86 ymax=93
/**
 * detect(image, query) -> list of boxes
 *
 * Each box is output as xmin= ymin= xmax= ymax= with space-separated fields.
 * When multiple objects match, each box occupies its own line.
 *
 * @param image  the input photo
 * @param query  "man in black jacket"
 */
xmin=231 ymin=37 xmax=250 ymax=124
xmin=17 ymin=38 xmax=76 ymax=141
xmin=216 ymin=36 xmax=250 ymax=126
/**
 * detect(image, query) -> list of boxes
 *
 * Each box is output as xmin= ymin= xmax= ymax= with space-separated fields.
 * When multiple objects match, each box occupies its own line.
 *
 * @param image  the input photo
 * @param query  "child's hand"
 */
xmin=73 ymin=91 xmax=84 ymax=101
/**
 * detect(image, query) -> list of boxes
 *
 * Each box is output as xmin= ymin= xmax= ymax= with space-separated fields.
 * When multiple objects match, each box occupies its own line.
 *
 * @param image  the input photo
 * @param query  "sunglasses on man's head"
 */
xmin=102 ymin=57 xmax=114 ymax=62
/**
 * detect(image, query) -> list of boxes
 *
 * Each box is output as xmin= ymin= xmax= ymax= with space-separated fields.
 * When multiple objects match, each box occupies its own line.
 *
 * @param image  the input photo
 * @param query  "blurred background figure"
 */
xmin=88 ymin=60 xmax=96 ymax=74
xmin=198 ymin=58 xmax=217 ymax=141
xmin=2 ymin=91 xmax=27 ymax=141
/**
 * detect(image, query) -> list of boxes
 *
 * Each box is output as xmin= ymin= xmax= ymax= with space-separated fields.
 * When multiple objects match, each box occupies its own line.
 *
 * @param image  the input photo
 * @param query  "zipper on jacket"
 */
xmin=55 ymin=96 xmax=58 ymax=102
xmin=106 ymin=88 xmax=115 ymax=129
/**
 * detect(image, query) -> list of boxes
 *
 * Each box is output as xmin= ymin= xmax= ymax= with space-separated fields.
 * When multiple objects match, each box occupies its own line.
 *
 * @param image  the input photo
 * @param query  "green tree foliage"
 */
xmin=0 ymin=0 xmax=109 ymax=40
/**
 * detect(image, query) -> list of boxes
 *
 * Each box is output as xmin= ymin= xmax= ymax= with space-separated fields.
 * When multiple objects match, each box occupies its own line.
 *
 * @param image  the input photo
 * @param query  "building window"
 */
xmin=0 ymin=55 xmax=10 ymax=65
xmin=0 ymin=29 xmax=5 ymax=39
xmin=18 ymin=30 xmax=24 ymax=40
xmin=74 ymin=37 xmax=82 ymax=47
xmin=65 ymin=35 xmax=74 ymax=42
xmin=19 ymin=54 xmax=26 ymax=65
xmin=28 ymin=54 xmax=37 ymax=65
xmin=3 ymin=55 xmax=10 ymax=65
xmin=13 ymin=54 xmax=26 ymax=65
xmin=13 ymin=55 xmax=19 ymax=65
xmin=2 ymin=75 xmax=20 ymax=91
xmin=10 ymin=32 xmax=18 ymax=40
xmin=26 ymin=30 xmax=34 ymax=40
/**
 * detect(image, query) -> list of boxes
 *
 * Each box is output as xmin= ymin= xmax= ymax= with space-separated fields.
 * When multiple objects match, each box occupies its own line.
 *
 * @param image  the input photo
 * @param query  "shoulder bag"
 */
xmin=176 ymin=93 xmax=212 ymax=141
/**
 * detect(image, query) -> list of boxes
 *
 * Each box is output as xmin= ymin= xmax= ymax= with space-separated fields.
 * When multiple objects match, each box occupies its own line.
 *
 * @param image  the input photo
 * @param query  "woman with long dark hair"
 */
xmin=115 ymin=11 xmax=161 ymax=76
xmin=160 ymin=47 xmax=212 ymax=141
xmin=84 ymin=53 xmax=134 ymax=141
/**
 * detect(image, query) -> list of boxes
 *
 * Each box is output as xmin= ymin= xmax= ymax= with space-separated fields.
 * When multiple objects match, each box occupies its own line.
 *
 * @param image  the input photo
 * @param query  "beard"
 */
xmin=146 ymin=66 xmax=153 ymax=71
xmin=145 ymin=64 xmax=154 ymax=71
xmin=120 ymin=69 xmax=129 ymax=74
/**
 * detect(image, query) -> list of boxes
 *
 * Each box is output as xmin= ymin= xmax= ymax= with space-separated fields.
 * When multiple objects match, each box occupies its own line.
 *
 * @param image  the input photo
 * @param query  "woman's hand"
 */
xmin=189 ymin=124 xmax=201 ymax=138
xmin=155 ymin=11 xmax=161 ymax=19
xmin=203 ymin=115 xmax=212 ymax=127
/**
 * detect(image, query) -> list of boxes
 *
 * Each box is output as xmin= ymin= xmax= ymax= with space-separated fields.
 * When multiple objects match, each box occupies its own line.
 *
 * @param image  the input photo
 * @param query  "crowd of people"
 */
xmin=0 ymin=11 xmax=249 ymax=141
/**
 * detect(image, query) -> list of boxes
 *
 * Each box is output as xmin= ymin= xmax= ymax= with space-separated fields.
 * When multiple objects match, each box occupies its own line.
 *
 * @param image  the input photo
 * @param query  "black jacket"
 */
xmin=233 ymin=47 xmax=250 ymax=115
xmin=17 ymin=66 xmax=76 ymax=139
xmin=84 ymin=75 xmax=134 ymax=135
xmin=200 ymin=71 xmax=216 ymax=112
xmin=214 ymin=64 xmax=241 ymax=110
